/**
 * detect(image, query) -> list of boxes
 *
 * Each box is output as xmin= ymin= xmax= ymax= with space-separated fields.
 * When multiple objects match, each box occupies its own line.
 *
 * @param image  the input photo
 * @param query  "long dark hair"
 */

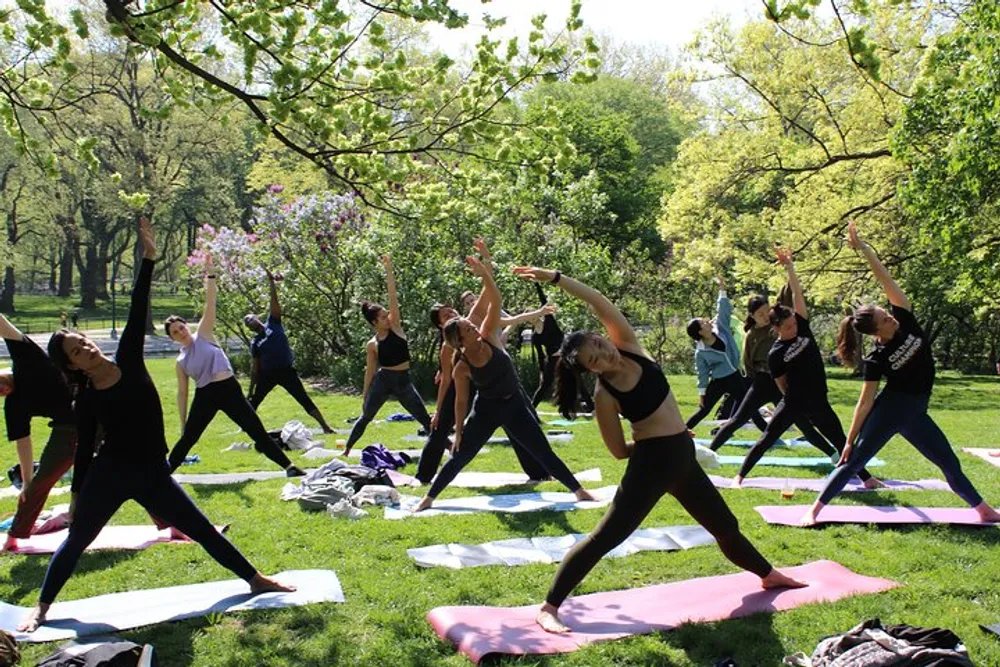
xmin=836 ymin=305 xmax=877 ymax=369
xmin=553 ymin=330 xmax=592 ymax=420
xmin=744 ymin=295 xmax=769 ymax=332
xmin=47 ymin=329 xmax=87 ymax=395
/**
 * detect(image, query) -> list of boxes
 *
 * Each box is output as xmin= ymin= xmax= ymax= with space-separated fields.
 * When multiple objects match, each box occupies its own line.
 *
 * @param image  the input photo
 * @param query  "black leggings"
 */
xmin=686 ymin=372 xmax=761 ymax=430
xmin=345 ymin=369 xmax=431 ymax=451
xmin=532 ymin=356 xmax=594 ymax=411
xmin=168 ymin=376 xmax=292 ymax=472
xmin=428 ymin=391 xmax=581 ymax=498
xmin=39 ymin=456 xmax=257 ymax=604
xmin=545 ymin=432 xmax=772 ymax=607
xmin=738 ymin=397 xmax=873 ymax=481
xmin=708 ymin=373 xmax=834 ymax=456
xmin=249 ymin=366 xmax=318 ymax=414
xmin=417 ymin=384 xmax=547 ymax=483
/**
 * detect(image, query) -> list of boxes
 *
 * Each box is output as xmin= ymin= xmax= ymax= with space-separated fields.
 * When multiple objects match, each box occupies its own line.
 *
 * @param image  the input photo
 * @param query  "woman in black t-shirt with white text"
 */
xmin=800 ymin=221 xmax=1000 ymax=525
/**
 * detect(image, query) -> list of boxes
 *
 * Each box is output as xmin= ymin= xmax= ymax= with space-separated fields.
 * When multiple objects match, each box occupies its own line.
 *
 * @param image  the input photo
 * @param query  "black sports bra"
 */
xmin=598 ymin=348 xmax=671 ymax=423
xmin=377 ymin=329 xmax=410 ymax=367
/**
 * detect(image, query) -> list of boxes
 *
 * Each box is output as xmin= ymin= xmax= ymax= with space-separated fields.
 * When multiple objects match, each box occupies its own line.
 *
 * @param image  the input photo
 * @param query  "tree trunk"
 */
xmin=0 ymin=266 xmax=14 ymax=313
xmin=47 ymin=247 xmax=56 ymax=292
xmin=58 ymin=242 xmax=74 ymax=297
xmin=78 ymin=244 xmax=100 ymax=310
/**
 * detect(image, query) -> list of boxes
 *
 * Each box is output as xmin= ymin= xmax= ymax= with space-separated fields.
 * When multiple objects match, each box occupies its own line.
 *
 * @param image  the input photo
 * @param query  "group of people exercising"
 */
xmin=2 ymin=217 xmax=996 ymax=635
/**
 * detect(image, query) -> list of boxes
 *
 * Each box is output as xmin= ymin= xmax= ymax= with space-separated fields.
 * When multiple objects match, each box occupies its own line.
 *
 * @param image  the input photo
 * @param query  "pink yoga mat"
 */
xmin=756 ymin=505 xmax=1000 ymax=527
xmin=427 ymin=560 xmax=897 ymax=662
xmin=707 ymin=475 xmax=952 ymax=493
xmin=1 ymin=525 xmax=226 ymax=555
xmin=962 ymin=448 xmax=1000 ymax=469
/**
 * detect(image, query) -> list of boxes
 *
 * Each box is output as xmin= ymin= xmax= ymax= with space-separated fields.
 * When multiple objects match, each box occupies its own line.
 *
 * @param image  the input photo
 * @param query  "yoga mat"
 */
xmin=0 ymin=525 xmax=226 ymax=555
xmin=408 ymin=525 xmax=715 ymax=569
xmin=546 ymin=419 xmax=586 ymax=427
xmin=2 ymin=569 xmax=344 ymax=643
xmin=400 ymin=433 xmax=573 ymax=443
xmin=694 ymin=438 xmax=810 ymax=449
xmin=384 ymin=486 xmax=617 ymax=520
xmin=174 ymin=470 xmax=289 ymax=485
xmin=756 ymin=505 xmax=1000 ymax=527
xmin=708 ymin=475 xmax=952 ymax=493
xmin=981 ymin=623 xmax=1000 ymax=638
xmin=963 ymin=448 xmax=1000 ymax=469
xmin=387 ymin=468 xmax=603 ymax=488
xmin=427 ymin=560 xmax=898 ymax=662
xmin=0 ymin=485 xmax=70 ymax=500
xmin=716 ymin=455 xmax=884 ymax=468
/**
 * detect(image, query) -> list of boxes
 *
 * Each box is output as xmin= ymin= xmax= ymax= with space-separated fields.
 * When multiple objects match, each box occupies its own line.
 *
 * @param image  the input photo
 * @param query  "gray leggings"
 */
xmin=819 ymin=390 xmax=983 ymax=506
xmin=345 ymin=368 xmax=431 ymax=450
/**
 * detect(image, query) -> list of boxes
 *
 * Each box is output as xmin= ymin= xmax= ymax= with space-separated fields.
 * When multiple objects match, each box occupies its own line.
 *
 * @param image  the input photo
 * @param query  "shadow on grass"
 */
xmin=188 ymin=481 xmax=257 ymax=507
xmin=7 ymin=549 xmax=141 ymax=601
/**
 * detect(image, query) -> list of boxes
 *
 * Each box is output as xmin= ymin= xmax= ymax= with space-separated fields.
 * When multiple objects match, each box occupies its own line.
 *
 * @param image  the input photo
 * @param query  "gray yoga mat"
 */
xmin=2 ymin=569 xmax=344 ymax=643
xmin=408 ymin=525 xmax=715 ymax=569
xmin=385 ymin=486 xmax=617 ymax=519
xmin=715 ymin=455 xmax=885 ymax=468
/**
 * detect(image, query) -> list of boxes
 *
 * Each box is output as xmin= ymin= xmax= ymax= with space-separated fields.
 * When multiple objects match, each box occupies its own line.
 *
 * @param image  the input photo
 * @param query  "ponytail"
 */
xmin=836 ymin=305 xmax=877 ymax=369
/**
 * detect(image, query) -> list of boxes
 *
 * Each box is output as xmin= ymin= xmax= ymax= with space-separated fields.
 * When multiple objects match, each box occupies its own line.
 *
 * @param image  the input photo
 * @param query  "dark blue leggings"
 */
xmin=427 ymin=392 xmax=581 ymax=498
xmin=40 ymin=456 xmax=257 ymax=604
xmin=819 ymin=391 xmax=983 ymax=506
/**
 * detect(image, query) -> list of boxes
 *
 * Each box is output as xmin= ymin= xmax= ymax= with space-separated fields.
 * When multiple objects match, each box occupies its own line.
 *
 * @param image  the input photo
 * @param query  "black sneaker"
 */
xmin=417 ymin=427 xmax=429 ymax=437
xmin=285 ymin=466 xmax=306 ymax=477
xmin=710 ymin=426 xmax=721 ymax=436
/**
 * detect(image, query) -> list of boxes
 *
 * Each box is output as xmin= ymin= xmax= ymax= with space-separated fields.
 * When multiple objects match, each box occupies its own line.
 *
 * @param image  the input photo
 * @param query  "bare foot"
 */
xmin=413 ymin=496 xmax=434 ymax=513
xmin=17 ymin=604 xmax=48 ymax=633
xmin=990 ymin=451 xmax=1000 ymax=458
xmin=168 ymin=527 xmax=191 ymax=542
xmin=974 ymin=503 xmax=1000 ymax=523
xmin=249 ymin=573 xmax=296 ymax=594
xmin=730 ymin=477 xmax=743 ymax=489
xmin=761 ymin=569 xmax=808 ymax=590
xmin=536 ymin=604 xmax=571 ymax=634
xmin=2 ymin=535 xmax=17 ymax=552
xmin=862 ymin=477 xmax=885 ymax=490
xmin=574 ymin=488 xmax=597 ymax=502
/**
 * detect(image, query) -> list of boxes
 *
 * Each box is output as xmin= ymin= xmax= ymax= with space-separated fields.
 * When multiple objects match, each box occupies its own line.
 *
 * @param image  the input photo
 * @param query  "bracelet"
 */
xmin=551 ymin=270 xmax=561 ymax=285
xmin=206 ymin=274 xmax=217 ymax=279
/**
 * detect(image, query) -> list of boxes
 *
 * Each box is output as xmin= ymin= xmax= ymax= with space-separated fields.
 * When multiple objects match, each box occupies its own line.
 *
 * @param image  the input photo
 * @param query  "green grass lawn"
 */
xmin=3 ymin=362 xmax=1000 ymax=665
xmin=1 ymin=293 xmax=196 ymax=334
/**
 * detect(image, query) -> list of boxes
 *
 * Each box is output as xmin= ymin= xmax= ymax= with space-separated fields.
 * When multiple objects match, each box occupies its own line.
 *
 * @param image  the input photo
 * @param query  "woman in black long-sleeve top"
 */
xmin=530 ymin=283 xmax=594 ymax=412
xmin=17 ymin=217 xmax=292 ymax=634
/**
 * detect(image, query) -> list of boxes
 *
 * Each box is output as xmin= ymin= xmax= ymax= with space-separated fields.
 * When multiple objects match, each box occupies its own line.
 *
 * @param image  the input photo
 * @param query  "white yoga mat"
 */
xmin=963 ymin=448 xmax=1000 ymax=468
xmin=384 ymin=486 xmax=617 ymax=520
xmin=388 ymin=468 xmax=603 ymax=488
xmin=2 ymin=569 xmax=344 ymax=643
xmin=173 ymin=471 xmax=290 ymax=485
xmin=408 ymin=525 xmax=715 ymax=569
xmin=0 ymin=485 xmax=70 ymax=500
xmin=400 ymin=433 xmax=573 ymax=444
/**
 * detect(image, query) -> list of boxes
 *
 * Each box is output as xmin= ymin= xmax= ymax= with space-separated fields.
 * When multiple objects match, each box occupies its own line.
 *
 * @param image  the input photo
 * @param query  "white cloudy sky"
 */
xmin=424 ymin=0 xmax=767 ymax=57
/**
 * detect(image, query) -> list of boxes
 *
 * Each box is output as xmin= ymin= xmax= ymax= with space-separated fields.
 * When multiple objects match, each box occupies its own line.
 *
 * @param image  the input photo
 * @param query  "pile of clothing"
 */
xmin=784 ymin=619 xmax=973 ymax=667
xmin=280 ymin=459 xmax=400 ymax=519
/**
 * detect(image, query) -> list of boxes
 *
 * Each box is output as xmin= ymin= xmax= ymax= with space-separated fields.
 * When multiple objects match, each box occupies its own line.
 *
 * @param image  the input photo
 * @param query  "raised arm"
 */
xmin=847 ymin=220 xmax=911 ymax=310
xmin=0 ymin=313 xmax=23 ymax=341
xmin=381 ymin=254 xmax=403 ymax=332
xmin=119 ymin=216 xmax=156 ymax=369
xmin=468 ymin=256 xmax=502 ymax=344
xmin=267 ymin=270 xmax=281 ymax=319
xmin=776 ymin=248 xmax=807 ymax=318
xmin=500 ymin=304 xmax=557 ymax=329
xmin=513 ymin=267 xmax=639 ymax=349
xmin=196 ymin=254 xmax=218 ymax=342
xmin=715 ymin=278 xmax=733 ymax=336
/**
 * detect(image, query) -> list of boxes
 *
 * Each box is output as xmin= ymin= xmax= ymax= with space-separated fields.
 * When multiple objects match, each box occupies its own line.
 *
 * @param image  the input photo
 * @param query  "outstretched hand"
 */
xmin=466 ymin=255 xmax=490 ymax=279
xmin=473 ymin=237 xmax=492 ymax=264
xmin=139 ymin=215 xmax=156 ymax=259
xmin=540 ymin=303 xmax=558 ymax=316
xmin=513 ymin=266 xmax=557 ymax=283
xmin=846 ymin=220 xmax=864 ymax=250
xmin=774 ymin=246 xmax=793 ymax=266
xmin=380 ymin=253 xmax=392 ymax=269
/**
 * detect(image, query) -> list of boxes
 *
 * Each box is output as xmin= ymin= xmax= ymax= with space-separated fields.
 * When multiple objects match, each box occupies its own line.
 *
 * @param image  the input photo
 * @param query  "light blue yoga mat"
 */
xmin=695 ymin=438 xmax=811 ymax=449
xmin=715 ymin=455 xmax=885 ymax=468
xmin=546 ymin=419 xmax=585 ymax=427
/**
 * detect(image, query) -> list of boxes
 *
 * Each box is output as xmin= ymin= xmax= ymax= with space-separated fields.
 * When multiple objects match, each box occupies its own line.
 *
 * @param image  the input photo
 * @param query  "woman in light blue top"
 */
xmin=684 ymin=279 xmax=765 ymax=431
xmin=165 ymin=256 xmax=303 ymax=476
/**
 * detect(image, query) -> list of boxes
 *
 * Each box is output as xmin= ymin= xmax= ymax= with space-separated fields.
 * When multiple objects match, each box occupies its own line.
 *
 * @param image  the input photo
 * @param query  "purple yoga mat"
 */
xmin=756 ymin=505 xmax=1000 ymax=527
xmin=427 ymin=560 xmax=897 ymax=662
xmin=2 ymin=525 xmax=226 ymax=555
xmin=708 ymin=475 xmax=952 ymax=493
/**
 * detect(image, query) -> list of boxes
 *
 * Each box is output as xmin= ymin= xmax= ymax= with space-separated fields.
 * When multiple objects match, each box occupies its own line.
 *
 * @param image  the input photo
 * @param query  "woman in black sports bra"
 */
xmin=342 ymin=254 xmax=432 ymax=456
xmin=412 ymin=241 xmax=596 ymax=512
xmin=512 ymin=265 xmax=807 ymax=634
